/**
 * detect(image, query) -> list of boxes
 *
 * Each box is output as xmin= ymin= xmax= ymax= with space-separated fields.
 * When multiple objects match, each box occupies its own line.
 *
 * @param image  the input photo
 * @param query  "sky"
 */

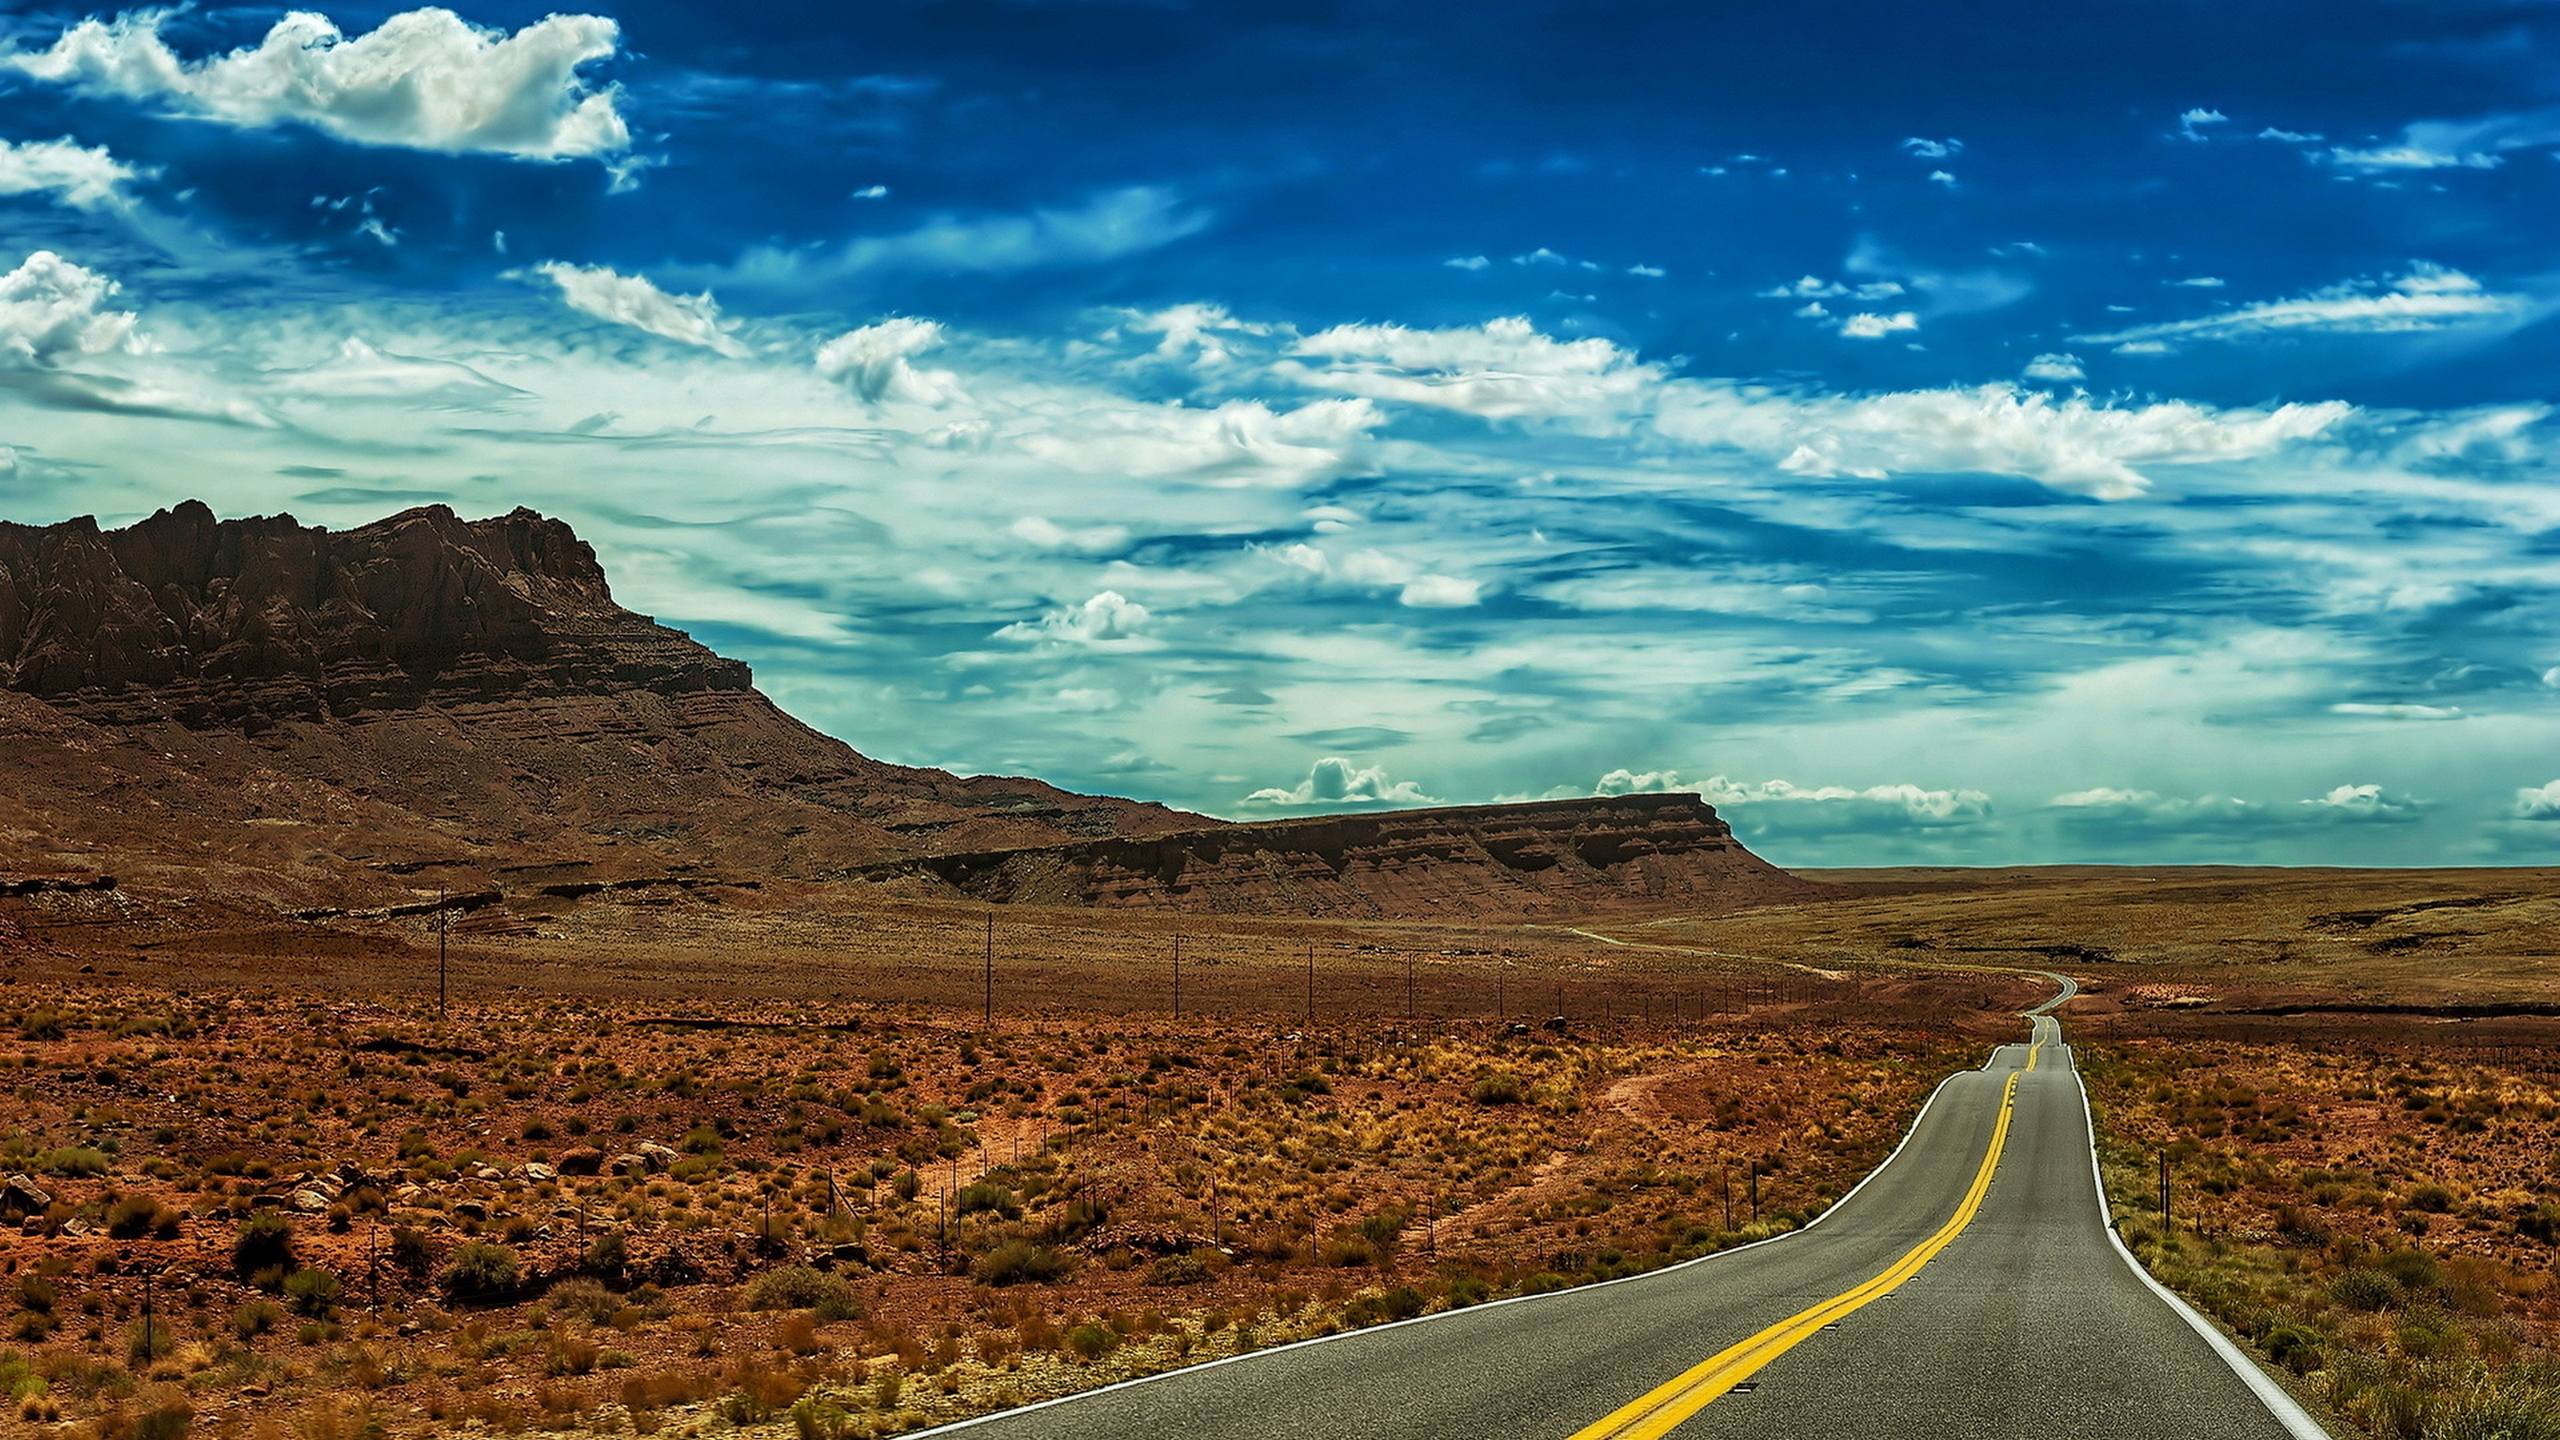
xmin=0 ymin=1 xmax=2556 ymax=868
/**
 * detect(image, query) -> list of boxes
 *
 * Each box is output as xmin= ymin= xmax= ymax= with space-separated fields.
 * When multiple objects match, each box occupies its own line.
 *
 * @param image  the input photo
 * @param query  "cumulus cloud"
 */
xmin=2299 ymin=784 xmax=2423 ymax=823
xmin=994 ymin=590 xmax=1154 ymax=649
xmin=815 ymin=318 xmax=965 ymax=406
xmin=1122 ymin=302 xmax=1271 ymax=367
xmin=526 ymin=263 xmax=746 ymax=357
xmin=0 ymin=251 xmax=140 ymax=368
xmin=1901 ymin=137 xmax=1962 ymax=158
xmin=1839 ymin=310 xmax=1919 ymax=339
xmin=2543 ymin=667 xmax=2560 ymax=690
xmin=1278 ymin=546 xmax=1482 ymax=607
xmin=1652 ymin=381 xmax=2351 ymax=500
xmin=1244 ymin=756 xmax=1436 ymax=808
xmin=0 ymin=137 xmax=143 ymax=210
xmin=2052 ymin=784 xmax=2423 ymax=831
xmin=2074 ymin=264 xmax=2528 ymax=348
xmin=7 ymin=8 xmax=631 ymax=162
xmin=1022 ymin=397 xmax=1380 ymax=488
xmin=1443 ymin=255 xmax=1491 ymax=271
xmin=2517 ymin=781 xmax=2560 ymax=822
xmin=2177 ymin=107 xmax=2228 ymax=140
xmin=1283 ymin=315 xmax=1664 ymax=429
xmin=2022 ymin=353 xmax=2085 ymax=382
xmin=1697 ymin=775 xmax=1992 ymax=827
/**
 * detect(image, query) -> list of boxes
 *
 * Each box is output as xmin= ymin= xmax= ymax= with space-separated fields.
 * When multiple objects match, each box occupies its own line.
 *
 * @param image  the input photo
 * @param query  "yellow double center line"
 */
xmin=1570 ymin=1040 xmax=2039 ymax=1440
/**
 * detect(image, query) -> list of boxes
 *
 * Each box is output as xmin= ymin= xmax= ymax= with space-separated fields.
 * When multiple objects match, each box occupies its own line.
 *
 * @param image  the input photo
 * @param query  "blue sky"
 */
xmin=1 ymin=1 xmax=2556 ymax=866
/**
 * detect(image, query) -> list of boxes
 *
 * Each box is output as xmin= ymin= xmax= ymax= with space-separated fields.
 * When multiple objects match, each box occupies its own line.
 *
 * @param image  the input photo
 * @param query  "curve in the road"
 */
xmin=914 ymin=970 xmax=2325 ymax=1440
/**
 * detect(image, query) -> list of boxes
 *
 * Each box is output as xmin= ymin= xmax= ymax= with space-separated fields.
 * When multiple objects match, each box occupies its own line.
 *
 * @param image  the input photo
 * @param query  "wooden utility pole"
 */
xmin=437 ymin=885 xmax=449 ymax=1021
xmin=2158 ymin=1150 xmax=2171 ymax=1231
xmin=1405 ymin=953 xmax=1415 ymax=1020
xmin=1173 ymin=935 xmax=1183 ymax=1020
xmin=982 ymin=911 xmax=994 ymax=1027
xmin=1304 ymin=941 xmax=1315 ymax=1025
xmin=140 ymin=1271 xmax=153 ymax=1361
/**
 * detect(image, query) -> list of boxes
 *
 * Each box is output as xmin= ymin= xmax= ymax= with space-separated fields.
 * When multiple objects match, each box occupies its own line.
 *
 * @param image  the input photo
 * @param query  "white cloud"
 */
xmin=269 ymin=337 xmax=523 ymax=406
xmin=2325 ymin=109 xmax=2560 ymax=172
xmin=1653 ymin=381 xmax=2350 ymax=500
xmin=529 ymin=263 xmax=747 ymax=358
xmin=1122 ymin=302 xmax=1271 ymax=367
xmin=1927 ymin=169 xmax=1956 ymax=187
xmin=1901 ymin=137 xmax=1962 ymax=159
xmin=2178 ymin=107 xmax=2228 ymax=140
xmin=2169 ymin=276 xmax=2226 ymax=288
xmin=1009 ymin=516 xmax=1129 ymax=553
xmin=1285 ymin=315 xmax=1663 ymax=428
xmin=8 ymin=8 xmax=630 ymax=162
xmin=2328 ymin=144 xmax=2501 ymax=171
xmin=1626 ymin=263 xmax=1666 ymax=279
xmin=0 ymin=251 xmax=140 ymax=368
xmin=2076 ymin=264 xmax=2528 ymax=347
xmin=1698 ymin=775 xmax=1993 ymax=827
xmin=2300 ymin=784 xmax=2423 ymax=823
xmin=716 ymin=185 xmax=1209 ymax=290
xmin=0 ymin=137 xmax=143 ymax=210
xmin=1444 ymin=255 xmax=1491 ymax=272
xmin=2543 ymin=666 xmax=2560 ymax=690
xmin=2329 ymin=702 xmax=2464 ymax=721
xmin=2517 ymin=781 xmax=2560 ymax=822
xmin=2022 ymin=352 xmax=2084 ymax=382
xmin=815 ymin=318 xmax=965 ymax=406
xmin=1021 ymin=396 xmax=1380 ymax=487
xmin=994 ymin=590 xmax=1154 ymax=648
xmin=1839 ymin=310 xmax=1919 ymax=339
xmin=1398 ymin=574 xmax=1483 ymax=608
xmin=852 ymin=184 xmax=890 ymax=200
xmin=1244 ymin=756 xmax=1436 ymax=808
xmin=2258 ymin=127 xmax=2321 ymax=144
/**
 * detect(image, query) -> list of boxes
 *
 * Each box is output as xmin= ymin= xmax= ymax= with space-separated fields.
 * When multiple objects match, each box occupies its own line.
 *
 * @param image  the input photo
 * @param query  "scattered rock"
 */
xmin=556 ymin=1148 xmax=604 ymax=1176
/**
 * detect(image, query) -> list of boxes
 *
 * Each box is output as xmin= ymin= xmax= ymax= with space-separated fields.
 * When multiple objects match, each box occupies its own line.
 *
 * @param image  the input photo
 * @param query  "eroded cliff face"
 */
xmin=844 ymin=793 xmax=1810 ymax=918
xmin=0 ymin=500 xmax=745 ymax=726
xmin=0 ymin=503 xmax=1194 ymax=903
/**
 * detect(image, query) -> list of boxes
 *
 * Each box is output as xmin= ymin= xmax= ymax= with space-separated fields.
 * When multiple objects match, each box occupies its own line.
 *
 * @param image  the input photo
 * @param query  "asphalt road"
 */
xmin=926 ymin=977 xmax=2323 ymax=1440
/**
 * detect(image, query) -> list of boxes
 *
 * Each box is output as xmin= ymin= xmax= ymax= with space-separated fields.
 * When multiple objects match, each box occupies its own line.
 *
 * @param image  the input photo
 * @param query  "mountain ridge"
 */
xmin=0 ymin=500 xmax=1800 ymax=921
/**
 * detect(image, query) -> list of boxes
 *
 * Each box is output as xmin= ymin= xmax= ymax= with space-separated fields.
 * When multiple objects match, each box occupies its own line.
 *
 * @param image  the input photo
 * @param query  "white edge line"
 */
xmin=908 ymin=1065 xmax=1974 ymax=1435
xmin=2069 ymin=1056 xmax=2331 ymax=1439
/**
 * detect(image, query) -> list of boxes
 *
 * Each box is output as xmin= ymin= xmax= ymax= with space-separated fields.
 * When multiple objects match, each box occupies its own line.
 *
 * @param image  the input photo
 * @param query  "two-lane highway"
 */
xmin=926 ymin=981 xmax=2324 ymax=1439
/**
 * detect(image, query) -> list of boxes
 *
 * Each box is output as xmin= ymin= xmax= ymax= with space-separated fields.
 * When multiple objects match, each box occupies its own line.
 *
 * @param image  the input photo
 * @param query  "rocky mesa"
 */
xmin=1 ymin=501 xmax=1801 ymax=921
xmin=842 ymin=792 xmax=1809 ymax=918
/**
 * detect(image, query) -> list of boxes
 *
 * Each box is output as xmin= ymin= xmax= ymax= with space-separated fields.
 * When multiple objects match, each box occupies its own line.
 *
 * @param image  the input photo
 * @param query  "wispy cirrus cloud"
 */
xmin=2075 ymin=264 xmax=2532 ymax=348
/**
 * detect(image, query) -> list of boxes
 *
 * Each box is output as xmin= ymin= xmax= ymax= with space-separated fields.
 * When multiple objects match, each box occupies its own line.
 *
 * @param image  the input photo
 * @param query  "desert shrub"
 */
xmin=743 ymin=1266 xmax=860 ymax=1321
xmin=1468 ymin=1072 xmax=1526 ymax=1106
xmin=442 ymin=1241 xmax=522 ymax=1303
xmin=1063 ymin=1321 xmax=1117 ymax=1360
xmin=2331 ymin=1268 xmax=2401 ymax=1312
xmin=233 ymin=1299 xmax=283 ymax=1339
xmin=972 ymin=1241 xmax=1071 ymax=1286
xmin=792 ymin=1397 xmax=862 ymax=1440
xmin=2406 ymin=1183 xmax=2457 ymax=1214
xmin=107 ymin=1195 xmax=180 ymax=1240
xmin=40 ymin=1147 xmax=108 ymax=1177
xmin=233 ymin=1214 xmax=296 ymax=1281
xmin=389 ymin=1226 xmax=433 ymax=1276
xmin=2263 ymin=1322 xmax=2324 ymax=1375
xmin=582 ymin=1229 xmax=628 ymax=1279
xmin=957 ymin=1181 xmax=1020 ymax=1219
xmin=1146 ymin=1251 xmax=1214 ymax=1287
xmin=284 ymin=1268 xmax=341 ymax=1319
xmin=1343 ymin=1286 xmax=1427 ymax=1327
xmin=548 ymin=1277 xmax=619 ymax=1324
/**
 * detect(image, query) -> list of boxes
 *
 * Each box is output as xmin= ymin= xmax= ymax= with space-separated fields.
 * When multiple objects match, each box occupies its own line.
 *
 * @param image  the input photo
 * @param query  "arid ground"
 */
xmin=4 ymin=865 xmax=2557 ymax=1438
